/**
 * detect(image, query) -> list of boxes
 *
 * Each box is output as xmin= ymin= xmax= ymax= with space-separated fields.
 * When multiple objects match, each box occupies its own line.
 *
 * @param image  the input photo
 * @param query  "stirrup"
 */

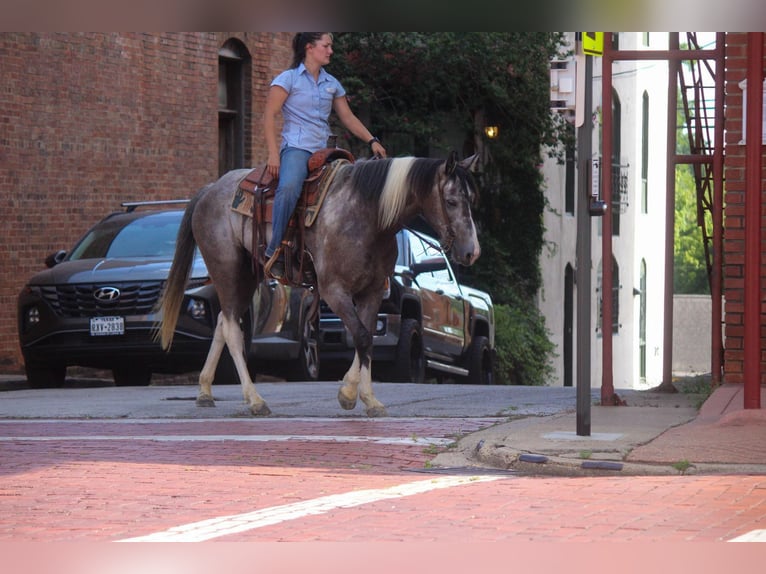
xmin=264 ymin=248 xmax=285 ymax=280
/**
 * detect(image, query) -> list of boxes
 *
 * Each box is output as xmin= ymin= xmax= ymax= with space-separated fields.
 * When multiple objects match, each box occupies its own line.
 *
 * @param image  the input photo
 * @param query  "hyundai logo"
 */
xmin=93 ymin=287 xmax=121 ymax=302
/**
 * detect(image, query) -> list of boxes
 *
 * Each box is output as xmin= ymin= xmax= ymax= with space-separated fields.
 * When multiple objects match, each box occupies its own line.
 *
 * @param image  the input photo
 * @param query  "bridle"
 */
xmin=434 ymin=166 xmax=459 ymax=253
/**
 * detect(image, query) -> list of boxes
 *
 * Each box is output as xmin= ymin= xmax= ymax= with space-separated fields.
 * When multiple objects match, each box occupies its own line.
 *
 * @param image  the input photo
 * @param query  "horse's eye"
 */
xmin=446 ymin=199 xmax=458 ymax=208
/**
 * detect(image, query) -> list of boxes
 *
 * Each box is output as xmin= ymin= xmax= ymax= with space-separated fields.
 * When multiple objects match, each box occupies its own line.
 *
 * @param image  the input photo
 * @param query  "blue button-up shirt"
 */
xmin=272 ymin=63 xmax=346 ymax=153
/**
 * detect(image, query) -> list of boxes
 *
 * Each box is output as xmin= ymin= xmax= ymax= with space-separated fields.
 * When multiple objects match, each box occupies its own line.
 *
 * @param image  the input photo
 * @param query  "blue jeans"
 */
xmin=266 ymin=147 xmax=311 ymax=258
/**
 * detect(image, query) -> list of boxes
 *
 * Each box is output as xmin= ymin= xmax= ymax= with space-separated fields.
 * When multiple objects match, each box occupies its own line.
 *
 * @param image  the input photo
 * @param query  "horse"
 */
xmin=157 ymin=151 xmax=481 ymax=417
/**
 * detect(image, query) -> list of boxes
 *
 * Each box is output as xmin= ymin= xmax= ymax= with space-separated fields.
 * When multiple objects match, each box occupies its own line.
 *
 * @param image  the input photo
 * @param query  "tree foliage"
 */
xmin=329 ymin=32 xmax=568 ymax=303
xmin=673 ymin=94 xmax=711 ymax=295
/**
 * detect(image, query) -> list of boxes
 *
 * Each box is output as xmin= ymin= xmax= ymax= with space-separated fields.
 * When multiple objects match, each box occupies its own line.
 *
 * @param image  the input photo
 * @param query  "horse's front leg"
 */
xmin=349 ymin=300 xmax=387 ymax=418
xmin=338 ymin=352 xmax=361 ymax=410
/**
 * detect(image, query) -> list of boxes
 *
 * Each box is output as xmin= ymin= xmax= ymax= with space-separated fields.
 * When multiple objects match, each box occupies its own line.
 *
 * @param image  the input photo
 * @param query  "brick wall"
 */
xmin=0 ymin=32 xmax=292 ymax=372
xmin=723 ymin=32 xmax=766 ymax=384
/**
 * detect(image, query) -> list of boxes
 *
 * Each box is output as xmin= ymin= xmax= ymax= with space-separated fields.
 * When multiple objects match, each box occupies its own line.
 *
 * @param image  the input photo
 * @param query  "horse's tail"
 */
xmin=155 ymin=192 xmax=201 ymax=351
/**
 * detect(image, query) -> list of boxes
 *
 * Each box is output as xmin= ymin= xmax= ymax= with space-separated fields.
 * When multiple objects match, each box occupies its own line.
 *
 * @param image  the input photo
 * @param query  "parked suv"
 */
xmin=319 ymin=229 xmax=495 ymax=384
xmin=17 ymin=202 xmax=319 ymax=388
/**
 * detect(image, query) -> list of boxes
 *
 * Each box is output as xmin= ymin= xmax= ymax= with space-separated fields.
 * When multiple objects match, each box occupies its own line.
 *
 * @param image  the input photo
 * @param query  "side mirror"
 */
xmin=411 ymin=256 xmax=447 ymax=276
xmin=45 ymin=250 xmax=67 ymax=268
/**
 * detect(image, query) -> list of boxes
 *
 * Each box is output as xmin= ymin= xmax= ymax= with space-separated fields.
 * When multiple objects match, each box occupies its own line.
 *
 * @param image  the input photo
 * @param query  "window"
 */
xmin=597 ymin=256 xmax=620 ymax=335
xmin=565 ymin=128 xmax=575 ymax=215
xmin=641 ymin=91 xmax=649 ymax=214
xmin=218 ymin=41 xmax=251 ymax=177
xmin=611 ymin=89 xmax=622 ymax=236
xmin=639 ymin=259 xmax=647 ymax=380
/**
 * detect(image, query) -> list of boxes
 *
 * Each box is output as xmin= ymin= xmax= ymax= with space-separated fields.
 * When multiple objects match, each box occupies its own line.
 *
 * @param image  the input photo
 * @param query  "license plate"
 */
xmin=90 ymin=316 xmax=125 ymax=336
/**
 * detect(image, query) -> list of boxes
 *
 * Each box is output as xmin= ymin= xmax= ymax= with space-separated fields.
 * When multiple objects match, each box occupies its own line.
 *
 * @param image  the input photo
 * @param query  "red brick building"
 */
xmin=722 ymin=32 xmax=765 ymax=400
xmin=1 ymin=32 xmax=292 ymax=371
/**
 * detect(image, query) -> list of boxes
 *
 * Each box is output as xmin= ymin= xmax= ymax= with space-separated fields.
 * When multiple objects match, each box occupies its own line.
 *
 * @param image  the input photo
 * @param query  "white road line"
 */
xmin=0 ymin=434 xmax=452 ymax=446
xmin=729 ymin=529 xmax=766 ymax=542
xmin=117 ymin=474 xmax=504 ymax=543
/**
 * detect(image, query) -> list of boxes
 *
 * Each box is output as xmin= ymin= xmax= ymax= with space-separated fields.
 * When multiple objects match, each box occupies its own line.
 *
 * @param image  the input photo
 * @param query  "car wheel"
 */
xmin=465 ymin=335 xmax=494 ymax=385
xmin=25 ymin=363 xmax=66 ymax=389
xmin=389 ymin=318 xmax=425 ymax=384
xmin=286 ymin=311 xmax=319 ymax=381
xmin=113 ymin=366 xmax=152 ymax=386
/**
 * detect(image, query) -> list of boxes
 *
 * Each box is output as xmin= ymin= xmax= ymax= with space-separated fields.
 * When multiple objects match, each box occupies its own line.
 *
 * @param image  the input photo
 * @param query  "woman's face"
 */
xmin=306 ymin=34 xmax=333 ymax=66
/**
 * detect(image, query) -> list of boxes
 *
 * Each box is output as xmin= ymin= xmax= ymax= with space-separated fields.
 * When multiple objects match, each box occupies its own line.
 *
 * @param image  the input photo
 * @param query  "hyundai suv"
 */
xmin=17 ymin=202 xmax=319 ymax=388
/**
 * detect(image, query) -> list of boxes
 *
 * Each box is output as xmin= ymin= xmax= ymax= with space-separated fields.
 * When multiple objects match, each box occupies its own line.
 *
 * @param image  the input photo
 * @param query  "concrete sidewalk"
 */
xmin=436 ymin=384 xmax=766 ymax=476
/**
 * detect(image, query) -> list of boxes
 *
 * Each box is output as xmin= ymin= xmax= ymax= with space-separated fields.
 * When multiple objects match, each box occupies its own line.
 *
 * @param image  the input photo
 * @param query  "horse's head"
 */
xmin=424 ymin=151 xmax=481 ymax=267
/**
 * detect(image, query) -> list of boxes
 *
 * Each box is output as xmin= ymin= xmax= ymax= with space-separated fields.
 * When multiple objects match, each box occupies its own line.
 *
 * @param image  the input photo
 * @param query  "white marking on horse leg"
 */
xmin=118 ymin=475 xmax=504 ymax=542
xmin=197 ymin=313 xmax=225 ymax=407
xmin=359 ymin=360 xmax=387 ymax=417
xmin=337 ymin=352 xmax=361 ymax=410
xmin=220 ymin=315 xmax=270 ymax=416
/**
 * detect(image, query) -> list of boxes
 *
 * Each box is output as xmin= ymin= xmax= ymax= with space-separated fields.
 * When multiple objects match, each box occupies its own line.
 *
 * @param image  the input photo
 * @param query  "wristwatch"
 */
xmin=367 ymin=137 xmax=380 ymax=147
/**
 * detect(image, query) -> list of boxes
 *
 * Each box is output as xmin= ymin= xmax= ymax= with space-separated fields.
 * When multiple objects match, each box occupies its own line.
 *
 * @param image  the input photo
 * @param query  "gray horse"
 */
xmin=157 ymin=152 xmax=481 ymax=417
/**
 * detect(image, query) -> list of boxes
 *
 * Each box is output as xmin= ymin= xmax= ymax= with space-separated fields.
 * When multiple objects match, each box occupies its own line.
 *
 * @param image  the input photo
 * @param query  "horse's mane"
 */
xmin=349 ymin=157 xmax=444 ymax=230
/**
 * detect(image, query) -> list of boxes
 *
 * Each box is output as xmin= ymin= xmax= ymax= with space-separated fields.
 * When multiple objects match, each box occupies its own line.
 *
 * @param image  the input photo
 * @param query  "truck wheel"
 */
xmin=465 ymin=335 xmax=494 ymax=385
xmin=286 ymin=311 xmax=320 ymax=381
xmin=113 ymin=366 xmax=152 ymax=386
xmin=389 ymin=318 xmax=425 ymax=384
xmin=25 ymin=363 xmax=66 ymax=389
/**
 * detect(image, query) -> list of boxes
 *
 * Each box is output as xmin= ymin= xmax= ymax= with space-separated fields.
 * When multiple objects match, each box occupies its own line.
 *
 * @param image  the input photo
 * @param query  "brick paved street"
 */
xmin=1 ymin=417 xmax=765 ymax=543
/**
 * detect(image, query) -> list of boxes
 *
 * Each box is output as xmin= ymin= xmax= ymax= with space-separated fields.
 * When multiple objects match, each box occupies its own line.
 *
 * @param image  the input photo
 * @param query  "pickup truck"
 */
xmin=318 ymin=229 xmax=495 ymax=384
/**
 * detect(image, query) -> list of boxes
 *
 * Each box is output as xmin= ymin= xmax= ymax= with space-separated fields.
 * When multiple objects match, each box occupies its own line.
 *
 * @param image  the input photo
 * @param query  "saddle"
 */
xmin=231 ymin=147 xmax=355 ymax=287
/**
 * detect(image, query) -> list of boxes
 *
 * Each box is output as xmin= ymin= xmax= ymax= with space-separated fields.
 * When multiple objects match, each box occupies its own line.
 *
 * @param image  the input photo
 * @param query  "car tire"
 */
xmin=113 ymin=366 xmax=152 ymax=387
xmin=25 ymin=363 xmax=66 ymax=389
xmin=465 ymin=335 xmax=494 ymax=385
xmin=286 ymin=310 xmax=319 ymax=381
xmin=389 ymin=318 xmax=425 ymax=384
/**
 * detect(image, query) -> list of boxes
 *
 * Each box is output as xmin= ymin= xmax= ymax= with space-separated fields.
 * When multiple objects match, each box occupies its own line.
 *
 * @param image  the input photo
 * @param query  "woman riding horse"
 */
xmin=263 ymin=32 xmax=387 ymax=279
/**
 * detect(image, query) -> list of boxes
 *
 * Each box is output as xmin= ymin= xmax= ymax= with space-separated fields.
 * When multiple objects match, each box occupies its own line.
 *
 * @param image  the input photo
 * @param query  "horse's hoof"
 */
xmin=250 ymin=403 xmax=272 ymax=417
xmin=196 ymin=395 xmax=216 ymax=408
xmin=337 ymin=391 xmax=357 ymax=411
xmin=366 ymin=405 xmax=388 ymax=418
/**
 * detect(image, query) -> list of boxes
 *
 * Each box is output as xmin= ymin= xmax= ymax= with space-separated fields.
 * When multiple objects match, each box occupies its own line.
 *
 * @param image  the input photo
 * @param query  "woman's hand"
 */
xmin=267 ymin=151 xmax=280 ymax=178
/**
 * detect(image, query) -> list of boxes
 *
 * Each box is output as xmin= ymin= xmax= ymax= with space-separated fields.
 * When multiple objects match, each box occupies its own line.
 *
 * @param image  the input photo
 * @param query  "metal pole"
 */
xmin=743 ymin=32 xmax=763 ymax=409
xmin=662 ymin=33 xmax=680 ymax=388
xmin=600 ymin=36 xmax=614 ymax=405
xmin=576 ymin=53 xmax=593 ymax=436
xmin=711 ymin=32 xmax=725 ymax=385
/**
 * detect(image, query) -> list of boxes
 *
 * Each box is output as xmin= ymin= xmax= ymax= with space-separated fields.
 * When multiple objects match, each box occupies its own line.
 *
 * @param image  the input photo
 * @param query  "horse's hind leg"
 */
xmin=221 ymin=311 xmax=271 ymax=416
xmin=196 ymin=312 xmax=225 ymax=407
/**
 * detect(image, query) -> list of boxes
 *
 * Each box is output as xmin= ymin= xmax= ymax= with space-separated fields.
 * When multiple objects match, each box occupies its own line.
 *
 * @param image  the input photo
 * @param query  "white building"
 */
xmin=538 ymin=32 xmax=670 ymax=389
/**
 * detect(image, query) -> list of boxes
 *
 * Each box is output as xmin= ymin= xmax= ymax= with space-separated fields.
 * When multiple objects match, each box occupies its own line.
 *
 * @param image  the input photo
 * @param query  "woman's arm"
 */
xmin=333 ymin=96 xmax=387 ymax=157
xmin=264 ymin=85 xmax=289 ymax=177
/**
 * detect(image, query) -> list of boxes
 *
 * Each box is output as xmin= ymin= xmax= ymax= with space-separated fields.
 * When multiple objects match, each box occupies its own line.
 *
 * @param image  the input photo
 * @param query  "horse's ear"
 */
xmin=459 ymin=153 xmax=480 ymax=173
xmin=445 ymin=150 xmax=458 ymax=176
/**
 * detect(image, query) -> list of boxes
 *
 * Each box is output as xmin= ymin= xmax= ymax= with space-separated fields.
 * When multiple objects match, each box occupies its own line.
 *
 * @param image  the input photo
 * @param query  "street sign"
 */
xmin=582 ymin=32 xmax=604 ymax=57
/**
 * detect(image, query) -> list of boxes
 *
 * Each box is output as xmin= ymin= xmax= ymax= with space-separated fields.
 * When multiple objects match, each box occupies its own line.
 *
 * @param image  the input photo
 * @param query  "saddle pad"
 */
xmin=303 ymin=158 xmax=350 ymax=227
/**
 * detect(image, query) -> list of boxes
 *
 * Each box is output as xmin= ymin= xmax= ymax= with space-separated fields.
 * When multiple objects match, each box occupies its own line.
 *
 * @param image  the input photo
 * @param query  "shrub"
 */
xmin=494 ymin=297 xmax=556 ymax=386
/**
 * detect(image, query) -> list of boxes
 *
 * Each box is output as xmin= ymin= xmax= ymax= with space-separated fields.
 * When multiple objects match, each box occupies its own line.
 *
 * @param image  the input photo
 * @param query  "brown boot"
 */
xmin=264 ymin=250 xmax=285 ymax=280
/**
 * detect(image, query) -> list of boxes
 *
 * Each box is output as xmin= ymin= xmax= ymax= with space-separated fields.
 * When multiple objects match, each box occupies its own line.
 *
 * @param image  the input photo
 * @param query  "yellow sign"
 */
xmin=582 ymin=32 xmax=604 ymax=57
